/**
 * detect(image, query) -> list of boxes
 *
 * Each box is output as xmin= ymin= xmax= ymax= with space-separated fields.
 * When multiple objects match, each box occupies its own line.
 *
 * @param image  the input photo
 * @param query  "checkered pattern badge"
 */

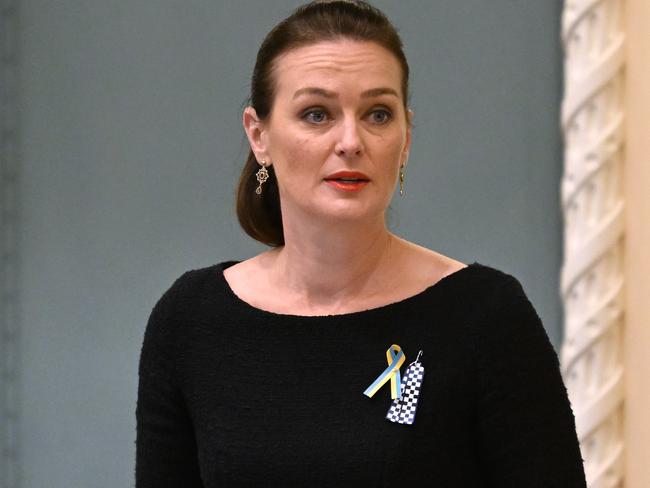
xmin=386 ymin=352 xmax=424 ymax=425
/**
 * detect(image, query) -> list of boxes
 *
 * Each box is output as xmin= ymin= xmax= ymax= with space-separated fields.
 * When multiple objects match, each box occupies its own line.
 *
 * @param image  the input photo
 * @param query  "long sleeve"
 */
xmin=474 ymin=275 xmax=587 ymax=487
xmin=135 ymin=275 xmax=204 ymax=487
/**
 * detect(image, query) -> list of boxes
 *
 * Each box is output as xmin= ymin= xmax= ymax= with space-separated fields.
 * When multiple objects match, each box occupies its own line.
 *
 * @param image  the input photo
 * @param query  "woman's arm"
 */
xmin=474 ymin=274 xmax=587 ymax=487
xmin=135 ymin=274 xmax=204 ymax=487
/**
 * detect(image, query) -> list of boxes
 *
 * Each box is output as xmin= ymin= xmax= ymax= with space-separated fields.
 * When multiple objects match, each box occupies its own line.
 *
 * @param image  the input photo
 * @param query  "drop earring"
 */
xmin=255 ymin=160 xmax=269 ymax=195
xmin=399 ymin=164 xmax=405 ymax=196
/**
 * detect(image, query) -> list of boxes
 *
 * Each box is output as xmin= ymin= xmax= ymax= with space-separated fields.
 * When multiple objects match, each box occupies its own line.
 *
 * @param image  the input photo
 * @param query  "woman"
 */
xmin=135 ymin=1 xmax=587 ymax=486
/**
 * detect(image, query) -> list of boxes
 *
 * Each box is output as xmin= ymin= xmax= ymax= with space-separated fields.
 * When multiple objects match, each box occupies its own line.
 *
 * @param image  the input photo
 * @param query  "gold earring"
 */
xmin=255 ymin=160 xmax=269 ymax=195
xmin=399 ymin=164 xmax=405 ymax=196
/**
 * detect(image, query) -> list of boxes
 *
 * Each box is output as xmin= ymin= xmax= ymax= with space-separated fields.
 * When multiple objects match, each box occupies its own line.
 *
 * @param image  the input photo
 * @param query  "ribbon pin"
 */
xmin=386 ymin=350 xmax=425 ymax=425
xmin=363 ymin=344 xmax=406 ymax=399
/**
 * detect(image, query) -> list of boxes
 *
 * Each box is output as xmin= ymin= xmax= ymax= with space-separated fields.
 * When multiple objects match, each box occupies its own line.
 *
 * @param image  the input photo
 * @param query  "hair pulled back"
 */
xmin=236 ymin=0 xmax=410 ymax=247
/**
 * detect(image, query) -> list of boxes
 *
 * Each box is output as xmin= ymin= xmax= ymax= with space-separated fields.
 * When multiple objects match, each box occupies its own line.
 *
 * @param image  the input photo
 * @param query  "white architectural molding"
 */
xmin=560 ymin=1 xmax=626 ymax=487
xmin=1 ymin=0 xmax=21 ymax=486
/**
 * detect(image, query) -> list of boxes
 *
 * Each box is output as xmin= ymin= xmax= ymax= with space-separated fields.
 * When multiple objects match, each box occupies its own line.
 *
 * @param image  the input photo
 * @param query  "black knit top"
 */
xmin=135 ymin=260 xmax=587 ymax=487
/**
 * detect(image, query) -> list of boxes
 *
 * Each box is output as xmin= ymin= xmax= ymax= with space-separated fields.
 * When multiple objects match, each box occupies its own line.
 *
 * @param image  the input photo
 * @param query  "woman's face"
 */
xmin=244 ymin=39 xmax=412 ymax=224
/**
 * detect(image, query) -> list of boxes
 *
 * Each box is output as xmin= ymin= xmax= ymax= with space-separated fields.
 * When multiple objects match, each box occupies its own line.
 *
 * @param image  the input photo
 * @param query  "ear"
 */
xmin=401 ymin=108 xmax=414 ymax=167
xmin=243 ymin=106 xmax=271 ymax=164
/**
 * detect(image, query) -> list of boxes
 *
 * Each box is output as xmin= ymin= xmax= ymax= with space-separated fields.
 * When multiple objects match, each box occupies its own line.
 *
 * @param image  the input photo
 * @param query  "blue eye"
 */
xmin=301 ymin=107 xmax=392 ymax=125
xmin=302 ymin=109 xmax=328 ymax=124
xmin=370 ymin=109 xmax=392 ymax=124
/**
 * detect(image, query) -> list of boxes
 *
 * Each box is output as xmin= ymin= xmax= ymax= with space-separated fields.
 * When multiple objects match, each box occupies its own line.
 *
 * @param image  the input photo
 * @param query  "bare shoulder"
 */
xmin=392 ymin=235 xmax=467 ymax=284
xmin=221 ymin=251 xmax=274 ymax=303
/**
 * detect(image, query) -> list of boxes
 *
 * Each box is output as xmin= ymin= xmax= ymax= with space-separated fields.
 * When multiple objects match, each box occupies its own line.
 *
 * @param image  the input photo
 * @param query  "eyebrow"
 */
xmin=292 ymin=87 xmax=399 ymax=100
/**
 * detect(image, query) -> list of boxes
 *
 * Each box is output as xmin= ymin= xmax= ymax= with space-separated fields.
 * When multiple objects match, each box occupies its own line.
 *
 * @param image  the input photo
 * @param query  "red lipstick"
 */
xmin=323 ymin=170 xmax=370 ymax=181
xmin=324 ymin=171 xmax=370 ymax=192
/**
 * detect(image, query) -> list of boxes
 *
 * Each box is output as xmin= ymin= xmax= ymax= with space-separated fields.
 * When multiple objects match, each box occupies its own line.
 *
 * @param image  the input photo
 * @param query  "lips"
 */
xmin=324 ymin=171 xmax=370 ymax=181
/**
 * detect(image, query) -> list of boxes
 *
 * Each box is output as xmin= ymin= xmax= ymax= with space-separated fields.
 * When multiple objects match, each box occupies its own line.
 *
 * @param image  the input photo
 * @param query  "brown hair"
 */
xmin=236 ymin=0 xmax=410 ymax=247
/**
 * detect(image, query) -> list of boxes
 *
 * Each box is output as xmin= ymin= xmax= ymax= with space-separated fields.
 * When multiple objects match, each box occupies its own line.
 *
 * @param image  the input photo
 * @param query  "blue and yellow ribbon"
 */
xmin=363 ymin=344 xmax=405 ymax=399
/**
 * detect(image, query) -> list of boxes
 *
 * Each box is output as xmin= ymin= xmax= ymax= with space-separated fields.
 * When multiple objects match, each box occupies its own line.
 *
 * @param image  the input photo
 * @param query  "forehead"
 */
xmin=271 ymin=40 xmax=403 ymax=98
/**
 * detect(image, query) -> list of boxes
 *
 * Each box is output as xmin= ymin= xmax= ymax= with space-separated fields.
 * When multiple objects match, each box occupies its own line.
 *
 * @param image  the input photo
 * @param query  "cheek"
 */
xmin=285 ymin=138 xmax=310 ymax=168
xmin=376 ymin=133 xmax=406 ymax=165
xmin=275 ymin=134 xmax=323 ymax=172
xmin=270 ymin=135 xmax=326 ymax=191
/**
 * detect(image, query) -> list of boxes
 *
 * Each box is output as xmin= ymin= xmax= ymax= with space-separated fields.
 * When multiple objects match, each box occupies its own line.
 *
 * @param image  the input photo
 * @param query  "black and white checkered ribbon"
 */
xmin=385 ymin=351 xmax=424 ymax=425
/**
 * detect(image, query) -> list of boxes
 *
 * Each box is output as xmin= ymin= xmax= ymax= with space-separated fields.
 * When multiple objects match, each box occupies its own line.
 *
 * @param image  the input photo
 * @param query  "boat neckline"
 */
xmin=215 ymin=259 xmax=482 ymax=320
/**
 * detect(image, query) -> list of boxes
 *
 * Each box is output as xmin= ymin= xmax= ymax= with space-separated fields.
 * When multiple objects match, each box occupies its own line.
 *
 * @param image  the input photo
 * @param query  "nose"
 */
xmin=334 ymin=116 xmax=363 ymax=158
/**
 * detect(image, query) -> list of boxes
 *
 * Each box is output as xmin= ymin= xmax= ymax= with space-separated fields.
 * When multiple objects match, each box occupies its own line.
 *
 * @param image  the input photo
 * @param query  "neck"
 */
xmin=264 ymin=212 xmax=405 ymax=311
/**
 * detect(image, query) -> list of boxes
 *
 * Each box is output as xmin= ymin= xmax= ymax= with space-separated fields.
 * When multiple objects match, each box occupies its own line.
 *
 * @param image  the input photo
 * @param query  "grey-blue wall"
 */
xmin=16 ymin=1 xmax=563 ymax=486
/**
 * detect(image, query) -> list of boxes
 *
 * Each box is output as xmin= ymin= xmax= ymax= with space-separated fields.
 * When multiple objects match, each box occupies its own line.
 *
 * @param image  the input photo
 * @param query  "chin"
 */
xmin=283 ymin=189 xmax=388 ymax=223
xmin=316 ymin=202 xmax=385 ymax=224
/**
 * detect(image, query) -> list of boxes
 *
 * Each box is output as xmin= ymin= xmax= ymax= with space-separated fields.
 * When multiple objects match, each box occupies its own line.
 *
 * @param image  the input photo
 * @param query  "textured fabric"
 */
xmin=135 ymin=260 xmax=587 ymax=487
